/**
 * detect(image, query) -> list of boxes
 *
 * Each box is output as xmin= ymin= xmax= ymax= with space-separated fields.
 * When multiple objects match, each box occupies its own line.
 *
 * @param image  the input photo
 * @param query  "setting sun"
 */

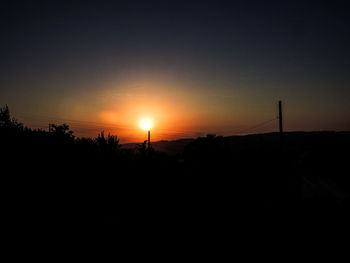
xmin=139 ymin=118 xmax=153 ymax=131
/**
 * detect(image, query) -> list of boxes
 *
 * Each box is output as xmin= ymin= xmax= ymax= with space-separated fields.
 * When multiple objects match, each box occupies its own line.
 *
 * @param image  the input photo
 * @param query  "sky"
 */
xmin=1 ymin=0 xmax=349 ymax=142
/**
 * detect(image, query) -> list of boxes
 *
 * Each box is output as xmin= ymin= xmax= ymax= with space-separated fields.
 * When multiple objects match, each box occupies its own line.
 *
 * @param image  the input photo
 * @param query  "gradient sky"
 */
xmin=1 ymin=0 xmax=349 ymax=142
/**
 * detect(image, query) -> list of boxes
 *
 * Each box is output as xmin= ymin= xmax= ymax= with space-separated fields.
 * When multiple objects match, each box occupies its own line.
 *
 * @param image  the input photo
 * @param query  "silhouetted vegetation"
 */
xmin=1 ymin=105 xmax=349 ymax=232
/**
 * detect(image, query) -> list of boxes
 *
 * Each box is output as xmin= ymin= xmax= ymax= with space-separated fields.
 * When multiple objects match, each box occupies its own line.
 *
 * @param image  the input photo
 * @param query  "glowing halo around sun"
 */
xmin=139 ymin=118 xmax=153 ymax=131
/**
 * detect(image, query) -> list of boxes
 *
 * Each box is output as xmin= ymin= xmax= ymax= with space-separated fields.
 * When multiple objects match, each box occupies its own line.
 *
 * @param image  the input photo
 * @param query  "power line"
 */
xmin=230 ymin=118 xmax=278 ymax=135
xmin=16 ymin=112 xmax=204 ymax=134
xmin=15 ymin=112 xmax=278 ymax=139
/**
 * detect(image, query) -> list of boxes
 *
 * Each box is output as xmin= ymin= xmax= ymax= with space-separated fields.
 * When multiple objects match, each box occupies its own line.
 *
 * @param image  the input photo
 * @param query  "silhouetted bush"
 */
xmin=96 ymin=131 xmax=120 ymax=156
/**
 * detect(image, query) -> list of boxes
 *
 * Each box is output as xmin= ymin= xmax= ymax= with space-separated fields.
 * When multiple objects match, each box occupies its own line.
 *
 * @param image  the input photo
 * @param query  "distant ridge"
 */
xmin=121 ymin=138 xmax=195 ymax=155
xmin=121 ymin=131 xmax=350 ymax=155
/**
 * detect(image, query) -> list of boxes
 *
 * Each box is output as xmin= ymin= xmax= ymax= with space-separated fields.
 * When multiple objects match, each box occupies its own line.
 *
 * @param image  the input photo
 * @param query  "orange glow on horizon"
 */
xmin=55 ymin=79 xmax=256 ymax=143
xmin=87 ymin=82 xmax=203 ymax=142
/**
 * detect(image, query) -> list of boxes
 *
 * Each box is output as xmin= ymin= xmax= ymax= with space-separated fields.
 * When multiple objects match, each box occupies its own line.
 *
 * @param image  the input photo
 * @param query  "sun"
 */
xmin=139 ymin=118 xmax=153 ymax=131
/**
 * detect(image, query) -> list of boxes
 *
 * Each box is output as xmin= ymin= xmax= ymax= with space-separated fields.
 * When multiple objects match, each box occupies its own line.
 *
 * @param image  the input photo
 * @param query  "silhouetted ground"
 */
xmin=121 ymin=138 xmax=194 ymax=155
xmin=1 ymin=106 xmax=349 ymax=236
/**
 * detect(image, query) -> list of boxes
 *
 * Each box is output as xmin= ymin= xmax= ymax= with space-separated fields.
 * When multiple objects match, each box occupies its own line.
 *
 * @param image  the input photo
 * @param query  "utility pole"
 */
xmin=278 ymin=100 xmax=283 ymax=151
xmin=148 ymin=130 xmax=151 ymax=149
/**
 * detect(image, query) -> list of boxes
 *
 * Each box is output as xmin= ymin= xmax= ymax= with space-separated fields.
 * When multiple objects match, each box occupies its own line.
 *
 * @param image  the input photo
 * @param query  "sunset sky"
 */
xmin=1 ymin=0 xmax=349 ymax=143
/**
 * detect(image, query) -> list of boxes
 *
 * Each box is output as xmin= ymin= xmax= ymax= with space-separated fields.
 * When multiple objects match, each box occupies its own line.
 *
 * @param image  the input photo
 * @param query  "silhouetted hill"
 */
xmin=121 ymin=131 xmax=350 ymax=155
xmin=119 ymin=131 xmax=350 ymax=209
xmin=121 ymin=138 xmax=194 ymax=155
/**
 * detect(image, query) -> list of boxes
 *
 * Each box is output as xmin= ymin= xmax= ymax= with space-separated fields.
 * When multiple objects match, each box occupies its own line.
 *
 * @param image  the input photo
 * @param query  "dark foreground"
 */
xmin=1 ymin=108 xmax=350 ymax=238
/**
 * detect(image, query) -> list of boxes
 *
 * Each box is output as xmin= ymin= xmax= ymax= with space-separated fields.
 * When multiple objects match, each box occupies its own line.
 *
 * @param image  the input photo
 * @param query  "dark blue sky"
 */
xmin=1 ymin=0 xmax=350 ymax=139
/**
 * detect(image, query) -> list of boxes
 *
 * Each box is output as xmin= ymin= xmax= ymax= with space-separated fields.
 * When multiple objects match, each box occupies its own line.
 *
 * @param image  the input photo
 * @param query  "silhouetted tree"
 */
xmin=0 ymin=105 xmax=23 ymax=130
xmin=49 ymin=123 xmax=74 ymax=138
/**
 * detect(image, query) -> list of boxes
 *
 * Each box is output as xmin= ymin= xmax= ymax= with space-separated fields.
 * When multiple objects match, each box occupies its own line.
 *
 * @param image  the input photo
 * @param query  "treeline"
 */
xmin=0 ymin=105 xmax=169 ymax=167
